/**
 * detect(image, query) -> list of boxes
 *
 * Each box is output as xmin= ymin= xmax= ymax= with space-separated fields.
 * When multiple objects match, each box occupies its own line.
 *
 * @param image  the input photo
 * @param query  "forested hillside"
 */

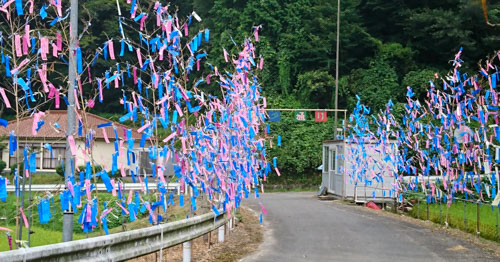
xmin=2 ymin=0 xmax=499 ymax=183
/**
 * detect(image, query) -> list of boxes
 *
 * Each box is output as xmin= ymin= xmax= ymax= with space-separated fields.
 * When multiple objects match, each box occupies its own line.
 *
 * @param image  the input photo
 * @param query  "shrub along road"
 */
xmin=242 ymin=192 xmax=499 ymax=262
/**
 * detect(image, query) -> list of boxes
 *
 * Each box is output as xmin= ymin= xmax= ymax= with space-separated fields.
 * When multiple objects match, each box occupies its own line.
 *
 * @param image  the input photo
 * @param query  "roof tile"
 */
xmin=0 ymin=110 xmax=143 ymax=140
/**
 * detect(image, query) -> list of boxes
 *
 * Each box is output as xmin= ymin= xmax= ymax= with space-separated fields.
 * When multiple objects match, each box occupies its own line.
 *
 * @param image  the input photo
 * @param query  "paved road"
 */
xmin=242 ymin=192 xmax=498 ymax=262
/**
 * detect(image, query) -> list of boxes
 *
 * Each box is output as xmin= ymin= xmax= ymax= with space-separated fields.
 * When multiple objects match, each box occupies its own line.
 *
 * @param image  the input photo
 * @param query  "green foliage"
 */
xmin=402 ymin=69 xmax=439 ymax=101
xmin=55 ymin=165 xmax=64 ymax=177
xmin=343 ymin=60 xmax=400 ymax=112
xmin=295 ymin=71 xmax=335 ymax=108
xmin=0 ymin=135 xmax=6 ymax=152
xmin=0 ymin=160 xmax=5 ymax=174
xmin=266 ymin=97 xmax=333 ymax=183
xmin=1 ymin=0 xmax=497 ymax=120
xmin=55 ymin=164 xmax=104 ymax=178
xmin=10 ymin=162 xmax=23 ymax=176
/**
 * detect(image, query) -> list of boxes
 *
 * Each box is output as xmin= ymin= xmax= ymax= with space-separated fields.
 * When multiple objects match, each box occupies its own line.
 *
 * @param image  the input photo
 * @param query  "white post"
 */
xmin=63 ymin=0 xmax=78 ymax=243
xmin=218 ymin=226 xmax=225 ymax=243
xmin=333 ymin=0 xmax=341 ymax=139
xmin=183 ymin=241 xmax=191 ymax=262
xmin=229 ymin=217 xmax=233 ymax=230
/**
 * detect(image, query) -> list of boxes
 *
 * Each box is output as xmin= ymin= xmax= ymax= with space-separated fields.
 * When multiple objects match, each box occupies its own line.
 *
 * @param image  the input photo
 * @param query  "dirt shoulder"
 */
xmin=129 ymin=207 xmax=263 ymax=262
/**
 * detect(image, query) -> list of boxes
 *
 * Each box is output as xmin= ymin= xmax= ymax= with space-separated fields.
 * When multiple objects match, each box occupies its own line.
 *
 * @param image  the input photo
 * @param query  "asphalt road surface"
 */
xmin=242 ymin=192 xmax=498 ymax=262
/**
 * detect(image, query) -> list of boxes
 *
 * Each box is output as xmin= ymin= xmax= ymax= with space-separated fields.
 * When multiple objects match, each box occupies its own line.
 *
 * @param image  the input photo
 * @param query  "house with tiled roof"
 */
xmin=0 ymin=110 xmax=155 ymax=173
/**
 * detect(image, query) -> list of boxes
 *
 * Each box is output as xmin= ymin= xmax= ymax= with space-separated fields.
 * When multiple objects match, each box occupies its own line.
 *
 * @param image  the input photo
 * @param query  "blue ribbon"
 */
xmin=15 ymin=0 xmax=23 ymax=16
xmin=40 ymin=5 xmax=47 ymax=19
xmin=76 ymin=48 xmax=83 ymax=74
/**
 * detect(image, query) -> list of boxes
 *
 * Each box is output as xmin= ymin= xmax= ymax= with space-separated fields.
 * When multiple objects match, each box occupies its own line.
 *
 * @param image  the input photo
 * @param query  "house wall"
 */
xmin=1 ymin=140 xmax=66 ymax=173
xmin=75 ymin=140 xmax=159 ymax=173
xmin=0 ymin=139 xmax=157 ymax=174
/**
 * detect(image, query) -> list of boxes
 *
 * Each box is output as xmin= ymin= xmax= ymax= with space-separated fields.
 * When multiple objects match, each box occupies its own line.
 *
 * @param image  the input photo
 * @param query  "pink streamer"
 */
xmin=223 ymin=48 xmax=229 ymax=63
xmin=20 ymin=208 xmax=29 ymax=229
xmin=68 ymin=180 xmax=75 ymax=197
xmin=0 ymin=88 xmax=11 ymax=108
xmin=10 ymin=58 xmax=28 ymax=76
xmin=111 ymin=179 xmax=117 ymax=196
xmin=22 ymin=35 xmax=28 ymax=55
xmin=0 ymin=227 xmax=12 ymax=232
xmin=57 ymin=31 xmax=62 ymax=50
xmin=120 ymin=163 xmax=126 ymax=177
xmin=14 ymin=34 xmax=22 ymax=57
xmin=136 ymin=48 xmax=143 ymax=68
xmin=68 ymin=135 xmax=77 ymax=155
xmin=275 ymin=167 xmax=281 ymax=176
xmin=108 ymin=40 xmax=115 ymax=60
xmin=137 ymin=123 xmax=150 ymax=133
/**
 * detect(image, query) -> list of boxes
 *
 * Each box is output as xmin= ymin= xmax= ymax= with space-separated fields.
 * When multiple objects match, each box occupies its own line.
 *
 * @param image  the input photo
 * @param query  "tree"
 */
xmin=295 ymin=71 xmax=335 ymax=108
xmin=402 ymin=69 xmax=438 ymax=102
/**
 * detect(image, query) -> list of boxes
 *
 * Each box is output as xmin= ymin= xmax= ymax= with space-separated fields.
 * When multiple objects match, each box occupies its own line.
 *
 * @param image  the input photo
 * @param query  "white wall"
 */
xmin=322 ymin=140 xmax=398 ymax=202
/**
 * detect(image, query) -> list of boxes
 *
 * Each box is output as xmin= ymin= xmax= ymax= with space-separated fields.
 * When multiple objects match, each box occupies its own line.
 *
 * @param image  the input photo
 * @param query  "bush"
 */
xmin=0 ymin=160 xmax=6 ymax=174
xmin=55 ymin=165 xmax=64 ymax=177
xmin=10 ymin=162 xmax=24 ymax=176
xmin=55 ymin=164 xmax=104 ymax=178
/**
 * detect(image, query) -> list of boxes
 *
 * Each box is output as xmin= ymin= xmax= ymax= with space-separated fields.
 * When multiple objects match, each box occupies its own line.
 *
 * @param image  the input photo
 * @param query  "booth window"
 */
xmin=323 ymin=146 xmax=329 ymax=172
xmin=330 ymin=149 xmax=336 ymax=172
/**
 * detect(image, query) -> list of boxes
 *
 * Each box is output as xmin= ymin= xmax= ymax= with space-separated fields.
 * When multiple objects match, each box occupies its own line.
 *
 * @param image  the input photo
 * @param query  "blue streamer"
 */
xmin=76 ymin=48 xmax=83 ymax=74
xmin=15 ymin=0 xmax=23 ymax=16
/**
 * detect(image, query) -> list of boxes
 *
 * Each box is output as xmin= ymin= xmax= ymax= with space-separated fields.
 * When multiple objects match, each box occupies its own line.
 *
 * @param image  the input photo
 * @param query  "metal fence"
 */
xmin=6 ymin=183 xmax=181 ymax=194
xmin=402 ymin=192 xmax=500 ymax=242
xmin=0 ymin=209 xmax=229 ymax=262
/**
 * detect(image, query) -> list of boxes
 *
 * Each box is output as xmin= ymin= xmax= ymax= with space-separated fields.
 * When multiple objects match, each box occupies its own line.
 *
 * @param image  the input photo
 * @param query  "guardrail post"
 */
xmin=393 ymin=195 xmax=397 ymax=214
xmin=417 ymin=198 xmax=420 ymax=219
xmin=229 ymin=217 xmax=233 ymax=231
xmin=464 ymin=201 xmax=467 ymax=231
xmin=218 ymin=226 xmax=225 ymax=243
xmin=496 ymin=209 xmax=499 ymax=241
xmin=183 ymin=240 xmax=192 ymax=262
xmin=426 ymin=197 xmax=429 ymax=221
xmin=476 ymin=201 xmax=480 ymax=237
xmin=208 ymin=231 xmax=211 ymax=249
xmin=439 ymin=198 xmax=442 ymax=225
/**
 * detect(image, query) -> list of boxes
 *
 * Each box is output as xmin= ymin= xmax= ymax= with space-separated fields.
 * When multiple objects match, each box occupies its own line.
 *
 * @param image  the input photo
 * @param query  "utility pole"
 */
xmin=63 ymin=0 xmax=78 ymax=242
xmin=333 ymin=0 xmax=340 ymax=139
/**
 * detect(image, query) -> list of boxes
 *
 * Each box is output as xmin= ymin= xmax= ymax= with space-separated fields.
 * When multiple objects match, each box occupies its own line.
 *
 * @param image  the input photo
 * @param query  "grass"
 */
xmin=408 ymin=200 xmax=500 ymax=242
xmin=3 ymin=173 xmax=64 ymax=185
xmin=0 ymin=226 xmax=86 ymax=251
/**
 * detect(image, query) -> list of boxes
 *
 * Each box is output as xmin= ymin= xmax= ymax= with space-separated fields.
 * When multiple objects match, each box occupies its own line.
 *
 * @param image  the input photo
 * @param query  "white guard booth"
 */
xmin=321 ymin=139 xmax=398 ymax=203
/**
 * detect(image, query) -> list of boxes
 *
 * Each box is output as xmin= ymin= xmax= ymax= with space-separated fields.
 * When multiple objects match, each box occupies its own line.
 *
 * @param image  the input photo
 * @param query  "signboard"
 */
xmin=268 ymin=111 xmax=281 ymax=122
xmin=294 ymin=111 xmax=307 ymax=121
xmin=315 ymin=111 xmax=327 ymax=122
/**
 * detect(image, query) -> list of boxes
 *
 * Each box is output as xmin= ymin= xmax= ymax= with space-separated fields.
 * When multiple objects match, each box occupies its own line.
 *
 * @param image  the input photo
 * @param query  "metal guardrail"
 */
xmin=6 ymin=183 xmax=181 ymax=194
xmin=0 ymin=209 xmax=227 ymax=262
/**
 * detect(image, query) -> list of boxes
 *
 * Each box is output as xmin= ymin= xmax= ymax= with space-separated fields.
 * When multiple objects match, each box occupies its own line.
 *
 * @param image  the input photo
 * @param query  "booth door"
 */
xmin=329 ymin=147 xmax=337 ymax=194
xmin=322 ymin=146 xmax=329 ymax=189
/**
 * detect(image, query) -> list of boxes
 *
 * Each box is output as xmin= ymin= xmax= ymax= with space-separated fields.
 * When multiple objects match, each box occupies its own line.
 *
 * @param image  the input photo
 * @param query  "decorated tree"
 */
xmin=0 ymin=0 xmax=276 ymax=249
